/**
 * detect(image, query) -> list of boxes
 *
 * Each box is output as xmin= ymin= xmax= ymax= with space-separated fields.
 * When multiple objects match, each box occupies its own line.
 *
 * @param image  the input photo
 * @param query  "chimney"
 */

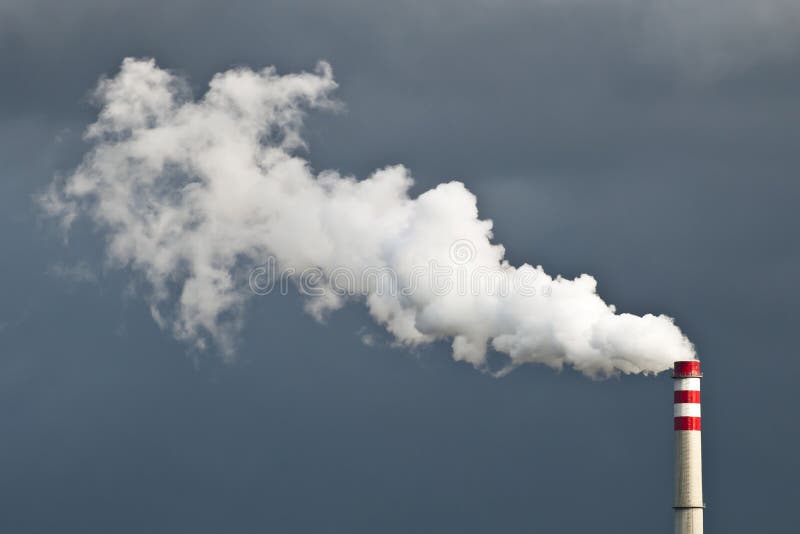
xmin=673 ymin=360 xmax=704 ymax=533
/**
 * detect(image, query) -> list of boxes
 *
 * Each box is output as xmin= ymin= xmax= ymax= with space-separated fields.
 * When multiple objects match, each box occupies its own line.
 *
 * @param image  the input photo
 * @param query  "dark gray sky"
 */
xmin=1 ymin=1 xmax=799 ymax=532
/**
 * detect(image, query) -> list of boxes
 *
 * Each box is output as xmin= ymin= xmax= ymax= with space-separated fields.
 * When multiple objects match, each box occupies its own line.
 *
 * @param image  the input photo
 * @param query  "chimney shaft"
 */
xmin=673 ymin=360 xmax=704 ymax=534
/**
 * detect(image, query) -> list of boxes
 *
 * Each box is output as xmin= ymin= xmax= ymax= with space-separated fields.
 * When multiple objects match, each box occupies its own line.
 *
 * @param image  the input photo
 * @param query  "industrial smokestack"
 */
xmin=673 ymin=360 xmax=704 ymax=533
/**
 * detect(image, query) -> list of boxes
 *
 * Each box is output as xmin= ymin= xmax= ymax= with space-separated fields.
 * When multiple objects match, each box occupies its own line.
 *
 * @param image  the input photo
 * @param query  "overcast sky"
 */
xmin=1 ymin=1 xmax=799 ymax=532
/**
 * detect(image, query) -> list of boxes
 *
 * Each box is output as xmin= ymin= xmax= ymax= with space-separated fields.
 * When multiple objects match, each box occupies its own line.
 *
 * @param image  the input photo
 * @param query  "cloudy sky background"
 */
xmin=1 ymin=0 xmax=799 ymax=532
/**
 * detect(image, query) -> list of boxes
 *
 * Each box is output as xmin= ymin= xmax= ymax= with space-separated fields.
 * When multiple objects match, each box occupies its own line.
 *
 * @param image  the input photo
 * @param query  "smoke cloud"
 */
xmin=41 ymin=58 xmax=694 ymax=377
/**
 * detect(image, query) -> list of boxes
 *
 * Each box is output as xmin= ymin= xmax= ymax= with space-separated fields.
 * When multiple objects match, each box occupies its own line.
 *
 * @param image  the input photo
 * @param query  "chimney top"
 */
xmin=673 ymin=360 xmax=702 ymax=378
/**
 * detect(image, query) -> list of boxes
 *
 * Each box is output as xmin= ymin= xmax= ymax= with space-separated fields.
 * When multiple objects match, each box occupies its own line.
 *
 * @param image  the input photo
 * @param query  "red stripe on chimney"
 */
xmin=674 ymin=416 xmax=702 ymax=431
xmin=674 ymin=390 xmax=701 ymax=404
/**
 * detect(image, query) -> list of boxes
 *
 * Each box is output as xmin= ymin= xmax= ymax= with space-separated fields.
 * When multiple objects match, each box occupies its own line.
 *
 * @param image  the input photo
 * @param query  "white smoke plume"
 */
xmin=41 ymin=58 xmax=694 ymax=377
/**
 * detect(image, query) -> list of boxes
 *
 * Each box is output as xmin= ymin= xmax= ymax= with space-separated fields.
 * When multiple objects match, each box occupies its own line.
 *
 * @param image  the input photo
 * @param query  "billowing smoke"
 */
xmin=41 ymin=58 xmax=694 ymax=377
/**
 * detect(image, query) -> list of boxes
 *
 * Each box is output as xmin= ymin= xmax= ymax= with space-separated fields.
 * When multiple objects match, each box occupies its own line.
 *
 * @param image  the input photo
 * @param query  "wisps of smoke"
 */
xmin=41 ymin=58 xmax=694 ymax=377
xmin=46 ymin=261 xmax=97 ymax=284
